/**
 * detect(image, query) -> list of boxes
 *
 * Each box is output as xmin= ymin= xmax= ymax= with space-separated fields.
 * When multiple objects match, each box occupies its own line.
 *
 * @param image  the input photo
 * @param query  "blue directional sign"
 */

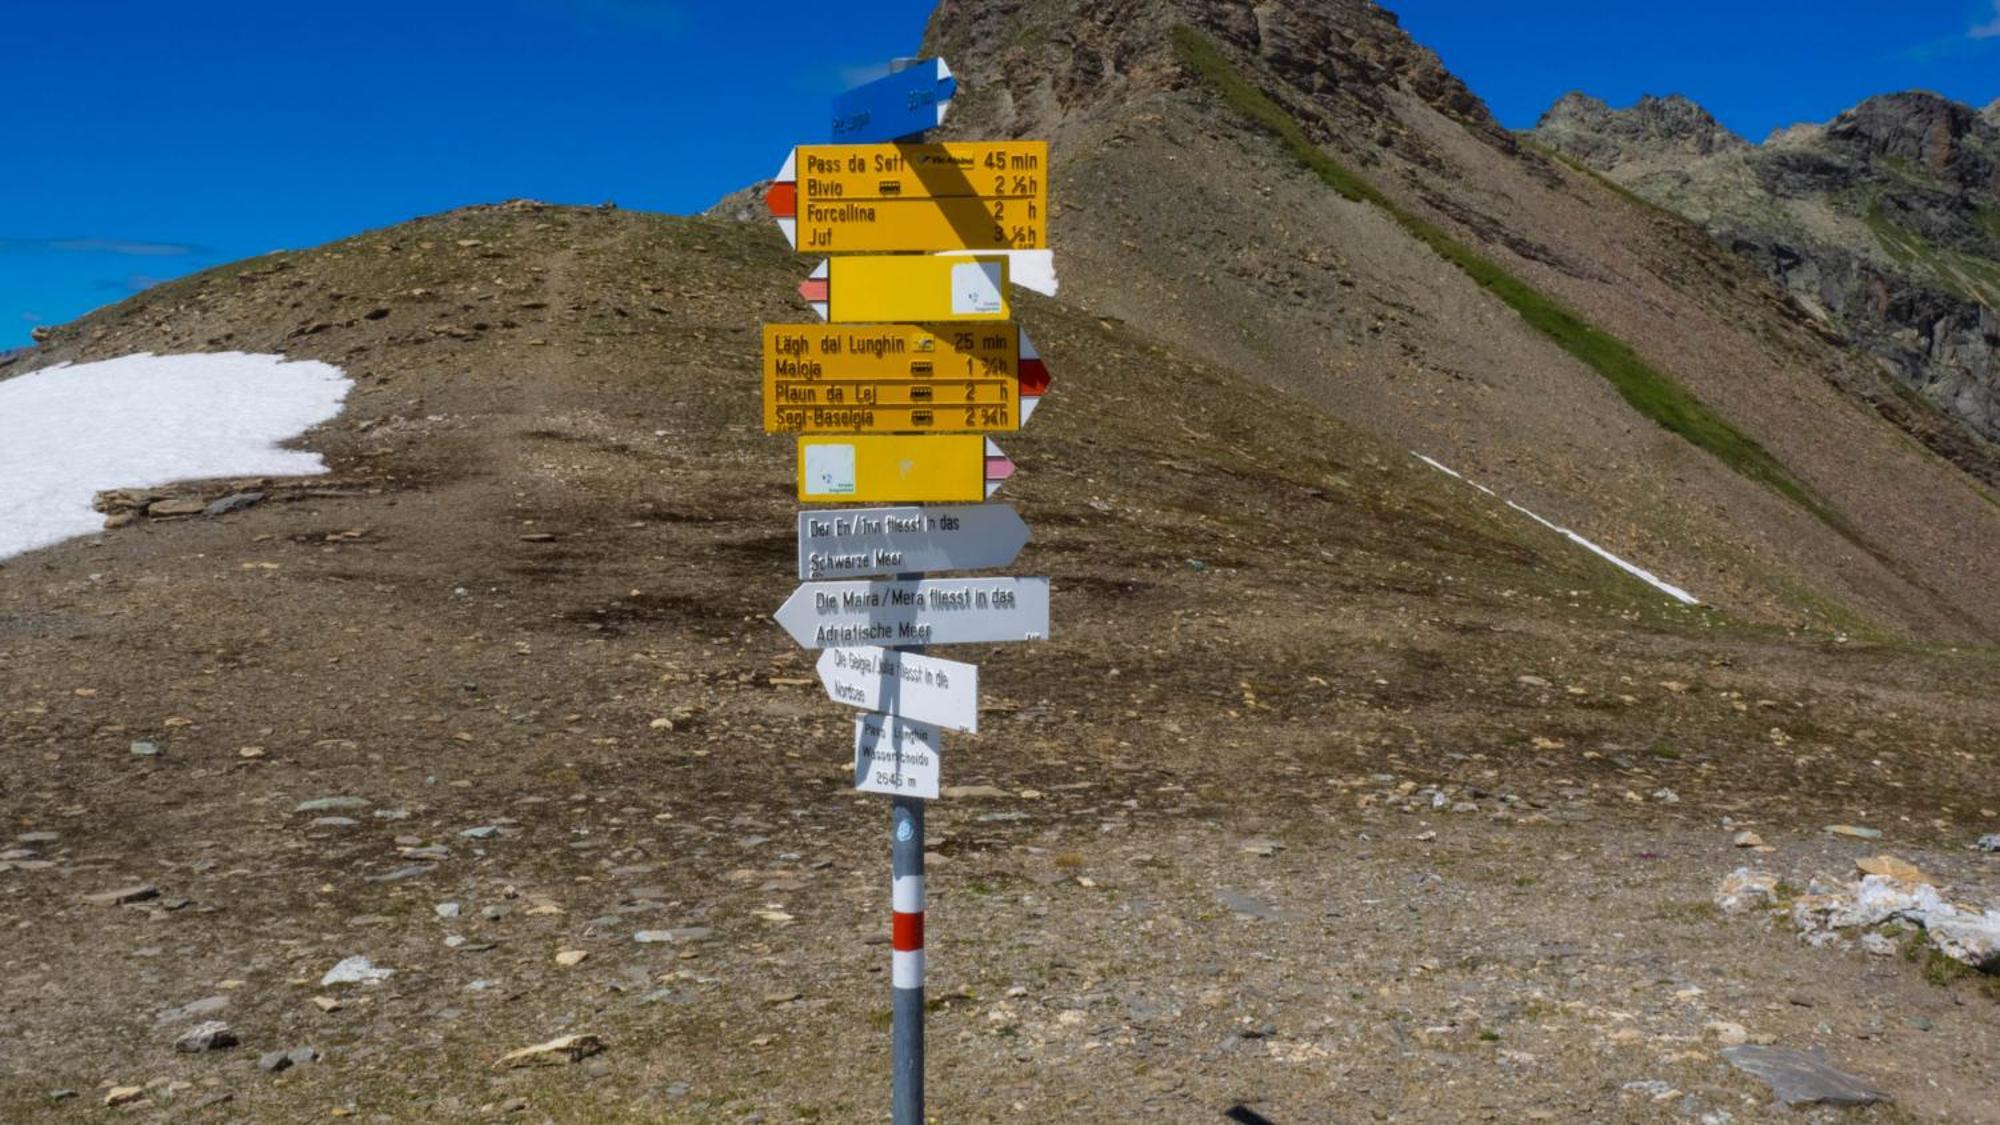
xmin=832 ymin=58 xmax=957 ymax=143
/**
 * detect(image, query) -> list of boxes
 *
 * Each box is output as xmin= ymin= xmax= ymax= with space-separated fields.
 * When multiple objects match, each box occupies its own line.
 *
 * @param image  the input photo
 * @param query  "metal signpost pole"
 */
xmin=890 ymin=791 xmax=925 ymax=1123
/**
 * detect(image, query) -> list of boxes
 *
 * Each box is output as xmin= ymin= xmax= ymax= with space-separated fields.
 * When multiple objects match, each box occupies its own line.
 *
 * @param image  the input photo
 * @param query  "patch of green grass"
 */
xmin=1976 ymin=205 xmax=2000 ymax=242
xmin=1918 ymin=948 xmax=1973 ymax=988
xmin=1171 ymin=26 xmax=1844 ymax=534
xmin=1478 ymin=1029 xmax=1502 ymax=1042
xmin=1864 ymin=203 xmax=2000 ymax=308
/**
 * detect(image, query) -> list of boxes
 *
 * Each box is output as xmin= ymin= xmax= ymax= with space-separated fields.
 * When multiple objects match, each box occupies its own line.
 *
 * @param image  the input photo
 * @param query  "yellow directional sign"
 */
xmin=784 ymin=141 xmax=1047 ymax=253
xmin=799 ymin=434 xmax=993 ymax=503
xmin=765 ymin=324 xmax=1020 ymax=435
xmin=824 ymin=256 xmax=1011 ymax=323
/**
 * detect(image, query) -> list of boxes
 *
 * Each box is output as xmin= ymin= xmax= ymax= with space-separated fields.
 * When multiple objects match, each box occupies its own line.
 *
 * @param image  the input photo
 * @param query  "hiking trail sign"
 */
xmin=756 ymin=54 xmax=1055 ymax=1125
xmin=766 ymin=141 xmax=1048 ymax=253
xmin=816 ymin=645 xmax=979 ymax=733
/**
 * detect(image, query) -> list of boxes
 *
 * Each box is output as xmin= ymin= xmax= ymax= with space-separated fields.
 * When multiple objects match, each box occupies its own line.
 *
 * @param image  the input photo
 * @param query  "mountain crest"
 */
xmin=1532 ymin=91 xmax=1748 ymax=170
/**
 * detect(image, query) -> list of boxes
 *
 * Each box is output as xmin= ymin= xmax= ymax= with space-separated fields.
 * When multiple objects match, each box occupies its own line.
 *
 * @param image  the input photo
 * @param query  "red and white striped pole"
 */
xmin=890 ymin=795 xmax=925 ymax=1122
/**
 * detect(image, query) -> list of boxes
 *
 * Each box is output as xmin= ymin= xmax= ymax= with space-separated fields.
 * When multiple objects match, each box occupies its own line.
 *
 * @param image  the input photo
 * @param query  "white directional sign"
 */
xmin=817 ymin=645 xmax=979 ymax=733
xmin=774 ymin=576 xmax=1051 ymax=649
xmin=798 ymin=505 xmax=1030 ymax=580
xmin=854 ymin=713 xmax=941 ymax=799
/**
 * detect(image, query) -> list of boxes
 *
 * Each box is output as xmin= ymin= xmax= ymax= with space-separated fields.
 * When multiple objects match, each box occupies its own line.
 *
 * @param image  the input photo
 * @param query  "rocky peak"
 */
xmin=1532 ymin=91 xmax=1747 ymax=171
xmin=1823 ymin=91 xmax=1996 ymax=186
xmin=1985 ymin=98 xmax=2000 ymax=128
xmin=925 ymin=0 xmax=1497 ymax=139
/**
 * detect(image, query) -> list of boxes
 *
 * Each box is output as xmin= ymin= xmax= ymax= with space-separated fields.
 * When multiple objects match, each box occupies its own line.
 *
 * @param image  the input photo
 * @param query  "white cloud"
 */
xmin=1972 ymin=0 xmax=2000 ymax=39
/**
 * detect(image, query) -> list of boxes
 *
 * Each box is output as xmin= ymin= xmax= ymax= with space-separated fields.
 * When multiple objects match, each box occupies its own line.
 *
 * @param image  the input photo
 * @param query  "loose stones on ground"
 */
xmin=174 ymin=1021 xmax=238 ymax=1053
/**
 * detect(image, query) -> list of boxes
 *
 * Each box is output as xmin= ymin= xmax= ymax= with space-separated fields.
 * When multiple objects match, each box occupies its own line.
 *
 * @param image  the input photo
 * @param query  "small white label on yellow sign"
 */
xmin=826 ymin=256 xmax=1009 ymax=323
xmin=797 ymin=434 xmax=988 ymax=503
xmin=802 ymin=443 xmax=857 ymax=496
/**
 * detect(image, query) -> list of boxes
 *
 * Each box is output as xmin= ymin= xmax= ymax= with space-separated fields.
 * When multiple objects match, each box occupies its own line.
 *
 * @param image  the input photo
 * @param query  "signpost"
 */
xmin=854 ymin=714 xmax=942 ymax=799
xmin=797 ymin=435 xmax=1013 ymax=502
xmin=774 ymin=576 xmax=1050 ymax=649
xmin=762 ymin=324 xmax=1046 ymax=435
xmin=832 ymin=58 xmax=956 ymax=143
xmin=798 ymin=256 xmax=1010 ymax=323
xmin=765 ymin=141 xmax=1049 ymax=252
xmin=797 ymin=505 xmax=1029 ymax=579
xmin=816 ymin=646 xmax=980 ymax=732
xmin=759 ymin=56 xmax=1055 ymax=1124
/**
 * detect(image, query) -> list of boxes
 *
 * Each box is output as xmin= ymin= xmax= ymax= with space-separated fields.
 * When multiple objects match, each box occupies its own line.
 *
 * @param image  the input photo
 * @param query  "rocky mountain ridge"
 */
xmin=1532 ymin=88 xmax=2000 ymax=447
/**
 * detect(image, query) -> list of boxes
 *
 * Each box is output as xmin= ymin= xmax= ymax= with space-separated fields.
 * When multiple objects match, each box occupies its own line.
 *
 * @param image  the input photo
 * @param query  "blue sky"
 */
xmin=4 ymin=1 xmax=1998 ymax=351
xmin=1390 ymin=0 xmax=2000 ymax=135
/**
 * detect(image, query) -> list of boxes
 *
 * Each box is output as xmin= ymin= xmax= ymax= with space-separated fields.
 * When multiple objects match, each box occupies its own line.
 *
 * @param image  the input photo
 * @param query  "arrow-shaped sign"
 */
xmin=765 ymin=141 xmax=1048 ymax=253
xmin=798 ymin=504 xmax=1029 ymax=580
xmin=799 ymin=435 xmax=1017 ymax=503
xmin=775 ymin=576 xmax=1051 ymax=649
xmin=832 ymin=58 xmax=956 ymax=144
xmin=799 ymin=257 xmax=1010 ymax=323
xmin=818 ymin=645 xmax=979 ymax=732
xmin=763 ymin=323 xmax=1041 ymax=436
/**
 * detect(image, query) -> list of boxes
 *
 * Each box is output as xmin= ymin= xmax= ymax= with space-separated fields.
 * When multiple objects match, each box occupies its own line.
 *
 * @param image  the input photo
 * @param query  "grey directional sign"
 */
xmin=774 ymin=577 xmax=1051 ymax=649
xmin=797 ymin=504 xmax=1030 ymax=580
xmin=817 ymin=645 xmax=979 ymax=732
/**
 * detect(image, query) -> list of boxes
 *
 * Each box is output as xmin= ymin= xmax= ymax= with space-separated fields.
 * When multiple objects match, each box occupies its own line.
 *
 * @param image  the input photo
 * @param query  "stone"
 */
xmin=1719 ymin=1045 xmax=1889 ymax=1106
xmin=1216 ymin=890 xmax=1281 ymax=919
xmin=203 ymin=491 xmax=265 ymax=516
xmin=1516 ymin=675 xmax=1551 ymax=688
xmin=311 ymin=817 xmax=358 ymax=828
xmin=1714 ymin=868 xmax=1779 ymax=914
xmin=1824 ymin=825 xmax=1882 ymax=840
xmin=104 ymin=1087 xmax=145 ymax=1107
xmin=257 ymin=1046 xmax=318 ymax=1073
xmin=1239 ymin=839 xmax=1285 ymax=856
xmin=494 ymin=1034 xmax=605 ymax=1069
xmin=367 ymin=864 xmax=434 ymax=882
xmin=941 ymin=785 xmax=1009 ymax=799
xmin=296 ymin=797 xmax=369 ymax=813
xmin=1732 ymin=831 xmax=1764 ymax=848
xmin=1978 ymin=834 xmax=2000 ymax=854
xmin=459 ymin=826 xmax=501 ymax=839
xmin=1860 ymin=931 xmax=1898 ymax=957
xmin=435 ymin=902 xmax=461 ymax=919
xmin=83 ymin=884 xmax=159 ymax=907
xmin=175 ymin=1021 xmax=237 ymax=1052
xmin=130 ymin=741 xmax=162 ymax=757
xmin=311 ymin=996 xmax=342 ymax=1013
xmin=634 ymin=926 xmax=711 ymax=944
xmin=1855 ymin=855 xmax=1934 ymax=885
xmin=157 ymin=995 xmax=228 ymax=1023
xmin=555 ymin=950 xmax=589 ymax=967
xmin=321 ymin=956 xmax=394 ymax=986
xmin=1925 ymin=910 xmax=2000 ymax=971
xmin=147 ymin=496 xmax=208 ymax=517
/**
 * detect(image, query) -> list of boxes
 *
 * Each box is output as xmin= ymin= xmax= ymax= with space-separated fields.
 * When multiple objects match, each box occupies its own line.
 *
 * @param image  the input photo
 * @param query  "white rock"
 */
xmin=1925 ymin=909 xmax=2000 ymax=971
xmin=320 ymin=955 xmax=394 ymax=986
xmin=1715 ymin=868 xmax=1779 ymax=914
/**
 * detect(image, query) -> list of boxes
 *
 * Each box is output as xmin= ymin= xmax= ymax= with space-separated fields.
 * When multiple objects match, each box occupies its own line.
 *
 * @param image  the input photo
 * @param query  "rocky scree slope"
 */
xmin=1534 ymin=90 xmax=2000 ymax=451
xmin=908 ymin=0 xmax=2000 ymax=643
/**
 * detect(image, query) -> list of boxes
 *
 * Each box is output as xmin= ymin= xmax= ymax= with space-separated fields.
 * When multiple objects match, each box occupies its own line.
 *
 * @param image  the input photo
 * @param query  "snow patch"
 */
xmin=1413 ymin=452 xmax=1699 ymax=605
xmin=0 ymin=352 xmax=351 ymax=560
